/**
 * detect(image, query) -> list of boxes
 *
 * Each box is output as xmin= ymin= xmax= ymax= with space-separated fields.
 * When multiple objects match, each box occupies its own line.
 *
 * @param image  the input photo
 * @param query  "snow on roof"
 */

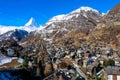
xmin=0 ymin=57 xmax=12 ymax=65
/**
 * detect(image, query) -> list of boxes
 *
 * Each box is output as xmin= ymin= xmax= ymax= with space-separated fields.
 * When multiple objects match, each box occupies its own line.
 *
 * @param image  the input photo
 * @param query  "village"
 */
xmin=0 ymin=40 xmax=120 ymax=80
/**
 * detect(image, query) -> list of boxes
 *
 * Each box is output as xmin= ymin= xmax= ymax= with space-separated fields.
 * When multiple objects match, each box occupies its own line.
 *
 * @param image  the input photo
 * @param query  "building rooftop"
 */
xmin=105 ymin=66 xmax=120 ymax=75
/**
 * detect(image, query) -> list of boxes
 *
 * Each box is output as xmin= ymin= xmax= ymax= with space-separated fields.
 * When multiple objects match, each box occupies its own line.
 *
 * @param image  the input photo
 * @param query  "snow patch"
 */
xmin=44 ymin=38 xmax=52 ymax=41
xmin=0 ymin=57 xmax=12 ymax=65
xmin=83 ymin=14 xmax=88 ymax=18
xmin=47 ymin=29 xmax=54 ymax=33
xmin=18 ymin=58 xmax=23 ymax=63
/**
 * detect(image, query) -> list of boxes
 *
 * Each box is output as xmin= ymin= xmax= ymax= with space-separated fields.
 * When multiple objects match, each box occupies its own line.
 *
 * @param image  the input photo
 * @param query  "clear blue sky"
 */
xmin=0 ymin=0 xmax=119 ymax=26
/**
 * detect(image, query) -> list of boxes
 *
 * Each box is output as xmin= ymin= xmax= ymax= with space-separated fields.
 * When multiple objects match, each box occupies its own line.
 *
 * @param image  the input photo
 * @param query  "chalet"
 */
xmin=0 ymin=54 xmax=13 ymax=66
xmin=7 ymin=49 xmax=14 ymax=56
xmin=105 ymin=66 xmax=120 ymax=80
xmin=114 ymin=59 xmax=120 ymax=66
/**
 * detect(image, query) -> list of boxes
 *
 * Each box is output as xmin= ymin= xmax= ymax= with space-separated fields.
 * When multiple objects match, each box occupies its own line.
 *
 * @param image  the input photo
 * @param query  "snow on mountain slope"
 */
xmin=0 ymin=29 xmax=28 ymax=41
xmin=0 ymin=17 xmax=42 ymax=41
xmin=45 ymin=6 xmax=101 ymax=32
xmin=0 ymin=26 xmax=19 ymax=34
xmin=0 ymin=17 xmax=42 ymax=35
xmin=46 ymin=15 xmax=65 ymax=25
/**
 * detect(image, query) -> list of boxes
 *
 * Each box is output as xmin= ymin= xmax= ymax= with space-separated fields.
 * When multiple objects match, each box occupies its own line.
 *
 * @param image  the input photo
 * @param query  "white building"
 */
xmin=105 ymin=66 xmax=120 ymax=80
xmin=7 ymin=49 xmax=15 ymax=56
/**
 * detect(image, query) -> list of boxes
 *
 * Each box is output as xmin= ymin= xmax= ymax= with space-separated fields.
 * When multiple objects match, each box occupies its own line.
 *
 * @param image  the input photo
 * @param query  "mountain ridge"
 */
xmin=0 ymin=17 xmax=41 ymax=35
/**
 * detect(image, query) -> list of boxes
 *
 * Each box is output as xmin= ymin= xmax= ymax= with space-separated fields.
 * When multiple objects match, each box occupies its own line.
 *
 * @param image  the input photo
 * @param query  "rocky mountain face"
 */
xmin=45 ymin=7 xmax=101 ymax=38
xmin=45 ymin=4 xmax=120 ymax=49
xmin=106 ymin=3 xmax=120 ymax=21
xmin=48 ymin=3 xmax=120 ymax=49
xmin=0 ymin=29 xmax=28 ymax=41
xmin=46 ymin=7 xmax=101 ymax=28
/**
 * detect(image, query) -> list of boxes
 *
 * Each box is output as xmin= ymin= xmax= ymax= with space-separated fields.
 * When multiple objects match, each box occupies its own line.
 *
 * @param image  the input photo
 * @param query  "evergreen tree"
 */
xmin=108 ymin=59 xmax=115 ymax=66
xmin=33 ymin=57 xmax=37 ymax=65
xmin=22 ymin=56 xmax=28 ymax=70
xmin=103 ymin=60 xmax=108 ymax=67
xmin=103 ymin=59 xmax=115 ymax=67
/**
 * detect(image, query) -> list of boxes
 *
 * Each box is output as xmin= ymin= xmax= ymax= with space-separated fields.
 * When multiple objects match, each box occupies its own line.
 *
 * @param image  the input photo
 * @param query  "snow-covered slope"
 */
xmin=46 ymin=15 xmax=65 ymax=25
xmin=71 ymin=6 xmax=99 ymax=13
xmin=0 ymin=26 xmax=20 ymax=35
xmin=0 ymin=29 xmax=28 ymax=41
xmin=0 ymin=17 xmax=42 ymax=41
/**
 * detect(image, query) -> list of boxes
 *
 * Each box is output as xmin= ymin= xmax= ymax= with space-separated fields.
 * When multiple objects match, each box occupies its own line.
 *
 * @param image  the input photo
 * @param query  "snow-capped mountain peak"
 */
xmin=23 ymin=17 xmax=41 ymax=32
xmin=46 ymin=15 xmax=65 ymax=25
xmin=25 ymin=17 xmax=35 ymax=26
xmin=46 ymin=6 xmax=101 ymax=26
xmin=71 ymin=6 xmax=99 ymax=14
xmin=0 ymin=17 xmax=42 ymax=35
xmin=25 ymin=17 xmax=39 ymax=27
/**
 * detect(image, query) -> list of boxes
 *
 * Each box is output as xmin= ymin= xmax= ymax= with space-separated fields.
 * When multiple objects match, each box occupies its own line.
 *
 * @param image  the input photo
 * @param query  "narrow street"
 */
xmin=72 ymin=62 xmax=88 ymax=80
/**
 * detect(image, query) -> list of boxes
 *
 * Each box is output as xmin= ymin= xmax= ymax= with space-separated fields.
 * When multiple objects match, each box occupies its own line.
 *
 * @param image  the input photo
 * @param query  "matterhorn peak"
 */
xmin=25 ymin=17 xmax=39 ymax=27
xmin=23 ymin=17 xmax=41 ymax=32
